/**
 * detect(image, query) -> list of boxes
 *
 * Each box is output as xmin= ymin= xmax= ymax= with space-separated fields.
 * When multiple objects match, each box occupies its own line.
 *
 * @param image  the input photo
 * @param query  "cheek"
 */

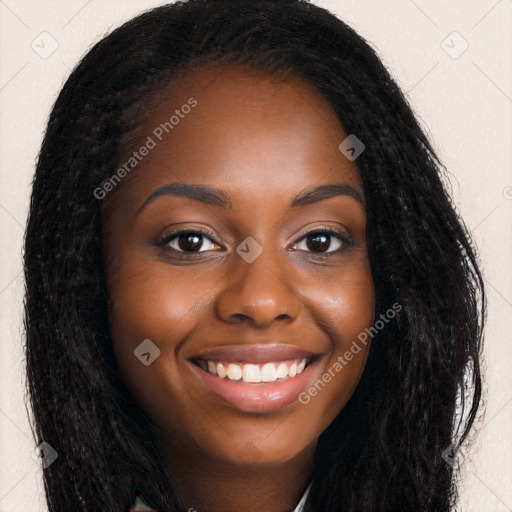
xmin=294 ymin=260 xmax=375 ymax=429
xmin=319 ymin=277 xmax=375 ymax=338
xmin=108 ymin=259 xmax=212 ymax=346
xmin=106 ymin=260 xmax=220 ymax=439
xmin=303 ymin=257 xmax=375 ymax=348
xmin=106 ymin=259 xmax=213 ymax=399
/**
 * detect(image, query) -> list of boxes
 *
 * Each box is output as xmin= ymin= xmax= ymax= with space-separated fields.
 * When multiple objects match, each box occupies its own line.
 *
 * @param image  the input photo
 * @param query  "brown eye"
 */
xmin=176 ymin=233 xmax=203 ymax=252
xmin=293 ymin=229 xmax=351 ymax=254
xmin=305 ymin=232 xmax=333 ymax=253
xmin=161 ymin=230 xmax=219 ymax=253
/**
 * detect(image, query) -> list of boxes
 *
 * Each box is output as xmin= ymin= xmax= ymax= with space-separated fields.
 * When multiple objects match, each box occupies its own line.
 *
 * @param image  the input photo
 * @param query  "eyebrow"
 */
xmin=290 ymin=183 xmax=365 ymax=208
xmin=135 ymin=182 xmax=365 ymax=218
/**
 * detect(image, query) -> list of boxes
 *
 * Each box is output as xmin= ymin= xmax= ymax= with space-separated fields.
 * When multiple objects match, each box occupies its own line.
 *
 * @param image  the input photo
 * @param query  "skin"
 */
xmin=103 ymin=65 xmax=375 ymax=512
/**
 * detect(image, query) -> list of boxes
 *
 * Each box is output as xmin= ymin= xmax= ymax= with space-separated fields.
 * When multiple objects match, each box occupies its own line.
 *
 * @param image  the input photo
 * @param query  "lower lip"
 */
xmin=189 ymin=361 xmax=317 ymax=413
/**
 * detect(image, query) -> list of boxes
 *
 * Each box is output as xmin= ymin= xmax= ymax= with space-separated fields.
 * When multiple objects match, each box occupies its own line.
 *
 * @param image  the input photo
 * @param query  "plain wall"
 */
xmin=1 ymin=1 xmax=510 ymax=510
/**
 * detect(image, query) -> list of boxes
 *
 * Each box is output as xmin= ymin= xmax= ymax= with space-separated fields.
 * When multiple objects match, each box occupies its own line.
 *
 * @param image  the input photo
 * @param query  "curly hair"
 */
xmin=24 ymin=0 xmax=485 ymax=510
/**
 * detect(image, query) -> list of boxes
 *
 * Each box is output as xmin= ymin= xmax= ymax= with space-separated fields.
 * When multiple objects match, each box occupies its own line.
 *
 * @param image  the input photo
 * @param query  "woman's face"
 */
xmin=103 ymin=65 xmax=375 ymax=467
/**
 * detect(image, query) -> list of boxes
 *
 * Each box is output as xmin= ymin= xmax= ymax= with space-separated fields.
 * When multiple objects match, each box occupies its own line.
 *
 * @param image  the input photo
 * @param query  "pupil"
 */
xmin=178 ymin=233 xmax=202 ymax=251
xmin=307 ymin=233 xmax=330 ymax=252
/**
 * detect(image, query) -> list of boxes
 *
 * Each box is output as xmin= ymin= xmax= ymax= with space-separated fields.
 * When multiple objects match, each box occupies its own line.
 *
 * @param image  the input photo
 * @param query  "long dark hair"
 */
xmin=24 ymin=1 xmax=485 ymax=510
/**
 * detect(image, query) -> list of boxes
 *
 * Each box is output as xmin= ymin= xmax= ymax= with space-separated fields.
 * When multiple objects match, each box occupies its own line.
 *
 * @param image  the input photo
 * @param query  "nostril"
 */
xmin=232 ymin=313 xmax=289 ymax=322
xmin=232 ymin=313 xmax=251 ymax=322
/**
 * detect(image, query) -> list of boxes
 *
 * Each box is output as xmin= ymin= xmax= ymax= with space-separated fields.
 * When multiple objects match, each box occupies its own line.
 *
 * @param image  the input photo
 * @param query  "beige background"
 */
xmin=1 ymin=1 xmax=511 ymax=510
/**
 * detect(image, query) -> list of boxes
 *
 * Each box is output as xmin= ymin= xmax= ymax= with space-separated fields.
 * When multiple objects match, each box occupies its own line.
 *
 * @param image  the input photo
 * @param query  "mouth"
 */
xmin=191 ymin=357 xmax=315 ymax=383
xmin=187 ymin=344 xmax=323 ymax=413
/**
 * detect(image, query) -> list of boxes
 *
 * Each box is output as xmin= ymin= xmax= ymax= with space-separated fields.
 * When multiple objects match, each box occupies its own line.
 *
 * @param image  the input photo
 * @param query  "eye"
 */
xmin=292 ymin=228 xmax=353 ymax=254
xmin=157 ymin=229 xmax=221 ymax=253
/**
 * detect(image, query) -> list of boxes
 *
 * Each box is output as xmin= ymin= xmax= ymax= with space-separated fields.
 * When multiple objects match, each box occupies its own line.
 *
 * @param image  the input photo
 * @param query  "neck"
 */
xmin=161 ymin=440 xmax=315 ymax=512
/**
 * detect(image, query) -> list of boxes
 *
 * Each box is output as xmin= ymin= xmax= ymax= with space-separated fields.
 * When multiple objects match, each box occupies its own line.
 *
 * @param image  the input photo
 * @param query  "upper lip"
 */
xmin=190 ymin=344 xmax=320 ymax=363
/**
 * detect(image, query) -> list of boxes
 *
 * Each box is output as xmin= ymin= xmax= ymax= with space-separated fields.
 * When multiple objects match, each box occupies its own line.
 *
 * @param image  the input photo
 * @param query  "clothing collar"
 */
xmin=130 ymin=481 xmax=313 ymax=512
xmin=292 ymin=481 xmax=312 ymax=512
xmin=130 ymin=489 xmax=158 ymax=511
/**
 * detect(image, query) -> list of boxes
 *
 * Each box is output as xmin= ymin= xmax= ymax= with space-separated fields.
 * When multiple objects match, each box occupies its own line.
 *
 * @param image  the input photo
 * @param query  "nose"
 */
xmin=214 ymin=249 xmax=302 ymax=328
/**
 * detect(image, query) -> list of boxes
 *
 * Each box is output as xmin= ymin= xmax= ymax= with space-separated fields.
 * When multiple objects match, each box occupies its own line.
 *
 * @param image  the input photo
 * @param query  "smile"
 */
xmin=192 ymin=357 xmax=311 ymax=383
xmin=188 ymin=344 xmax=322 ymax=413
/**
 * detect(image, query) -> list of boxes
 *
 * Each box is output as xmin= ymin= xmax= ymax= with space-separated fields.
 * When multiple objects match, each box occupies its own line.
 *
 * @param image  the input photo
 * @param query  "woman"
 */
xmin=24 ymin=0 xmax=485 ymax=510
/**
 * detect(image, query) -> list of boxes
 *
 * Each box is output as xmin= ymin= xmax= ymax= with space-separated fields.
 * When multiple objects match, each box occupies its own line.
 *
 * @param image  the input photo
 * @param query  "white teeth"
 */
xmin=261 ymin=363 xmax=277 ymax=382
xmin=217 ymin=362 xmax=226 ymax=378
xmin=227 ymin=363 xmax=242 ymax=381
xmin=242 ymin=364 xmax=261 ymax=383
xmin=207 ymin=360 xmax=217 ymax=374
xmin=198 ymin=358 xmax=310 ymax=383
xmin=276 ymin=363 xmax=288 ymax=379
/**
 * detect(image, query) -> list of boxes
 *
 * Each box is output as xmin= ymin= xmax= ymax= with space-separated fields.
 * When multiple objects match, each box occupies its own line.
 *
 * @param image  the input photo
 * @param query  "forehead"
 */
xmin=111 ymin=64 xmax=362 ymax=211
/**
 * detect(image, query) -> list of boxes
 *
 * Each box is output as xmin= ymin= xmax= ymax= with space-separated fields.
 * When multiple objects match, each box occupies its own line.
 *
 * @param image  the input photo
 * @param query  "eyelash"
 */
xmin=291 ymin=228 xmax=356 ymax=257
xmin=154 ymin=226 xmax=356 ymax=258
